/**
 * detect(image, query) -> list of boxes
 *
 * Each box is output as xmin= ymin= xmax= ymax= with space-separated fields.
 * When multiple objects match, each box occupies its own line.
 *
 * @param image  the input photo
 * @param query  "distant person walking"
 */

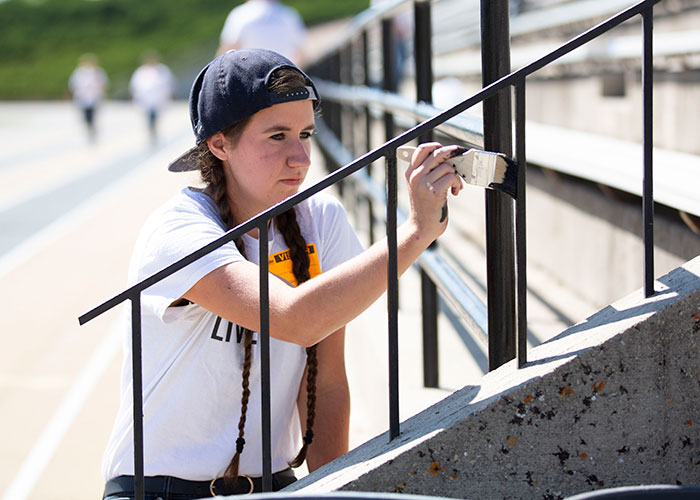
xmin=68 ymin=53 xmax=108 ymax=142
xmin=129 ymin=51 xmax=176 ymax=144
xmin=218 ymin=0 xmax=307 ymax=65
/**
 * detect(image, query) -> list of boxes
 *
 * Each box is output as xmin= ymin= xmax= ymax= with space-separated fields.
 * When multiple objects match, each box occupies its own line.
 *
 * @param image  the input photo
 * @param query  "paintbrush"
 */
xmin=397 ymin=145 xmax=518 ymax=198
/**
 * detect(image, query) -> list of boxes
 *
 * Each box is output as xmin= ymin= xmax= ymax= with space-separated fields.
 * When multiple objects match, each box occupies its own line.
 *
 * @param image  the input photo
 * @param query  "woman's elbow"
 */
xmin=270 ymin=310 xmax=332 ymax=347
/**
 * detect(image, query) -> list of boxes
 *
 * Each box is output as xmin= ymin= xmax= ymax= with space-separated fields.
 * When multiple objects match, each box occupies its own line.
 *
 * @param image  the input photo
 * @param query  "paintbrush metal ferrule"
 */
xmin=450 ymin=149 xmax=508 ymax=187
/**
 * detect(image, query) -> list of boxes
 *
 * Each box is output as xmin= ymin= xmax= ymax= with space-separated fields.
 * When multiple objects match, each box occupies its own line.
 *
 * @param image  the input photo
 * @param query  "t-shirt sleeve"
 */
xmin=131 ymin=198 xmax=243 ymax=322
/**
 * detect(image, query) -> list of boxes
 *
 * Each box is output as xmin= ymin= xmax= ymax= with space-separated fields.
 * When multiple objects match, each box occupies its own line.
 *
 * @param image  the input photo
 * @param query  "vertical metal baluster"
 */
xmin=642 ymin=4 xmax=655 ymax=297
xmin=362 ymin=29 xmax=375 ymax=245
xmin=130 ymin=294 xmax=145 ymax=500
xmin=259 ymin=221 xmax=272 ymax=491
xmin=386 ymin=151 xmax=400 ymax=441
xmin=382 ymin=13 xmax=398 ymax=316
xmin=414 ymin=0 xmax=439 ymax=388
xmin=331 ymin=52 xmax=344 ymax=198
xmin=515 ymin=81 xmax=528 ymax=368
xmin=382 ymin=18 xmax=396 ymax=139
xmin=481 ymin=0 xmax=516 ymax=371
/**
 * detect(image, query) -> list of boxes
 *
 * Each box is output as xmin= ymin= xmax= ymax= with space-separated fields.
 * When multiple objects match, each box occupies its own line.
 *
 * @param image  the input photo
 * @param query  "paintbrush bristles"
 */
xmin=489 ymin=155 xmax=518 ymax=198
xmin=449 ymin=148 xmax=518 ymax=198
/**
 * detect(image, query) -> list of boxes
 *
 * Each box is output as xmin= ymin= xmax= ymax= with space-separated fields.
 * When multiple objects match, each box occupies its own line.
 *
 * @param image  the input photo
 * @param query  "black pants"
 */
xmin=103 ymin=469 xmax=296 ymax=499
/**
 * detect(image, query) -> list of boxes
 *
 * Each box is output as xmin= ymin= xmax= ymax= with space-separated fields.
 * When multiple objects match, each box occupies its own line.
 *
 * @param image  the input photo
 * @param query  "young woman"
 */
xmin=101 ymin=48 xmax=463 ymax=500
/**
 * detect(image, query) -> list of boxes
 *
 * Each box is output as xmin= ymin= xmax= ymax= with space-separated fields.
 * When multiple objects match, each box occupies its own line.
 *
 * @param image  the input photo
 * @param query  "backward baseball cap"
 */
xmin=168 ymin=48 xmax=319 ymax=172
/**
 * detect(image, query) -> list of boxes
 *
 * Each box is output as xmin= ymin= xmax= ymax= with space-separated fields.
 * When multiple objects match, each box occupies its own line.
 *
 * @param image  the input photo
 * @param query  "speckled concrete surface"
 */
xmin=288 ymin=256 xmax=700 ymax=499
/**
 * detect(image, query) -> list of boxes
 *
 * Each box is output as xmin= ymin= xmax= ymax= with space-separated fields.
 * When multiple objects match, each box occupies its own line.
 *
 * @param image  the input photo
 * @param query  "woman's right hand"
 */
xmin=403 ymin=142 xmax=464 ymax=242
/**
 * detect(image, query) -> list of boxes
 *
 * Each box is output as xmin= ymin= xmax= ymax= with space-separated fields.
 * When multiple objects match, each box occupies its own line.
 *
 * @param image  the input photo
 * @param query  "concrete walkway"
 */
xmin=0 ymin=98 xmax=486 ymax=499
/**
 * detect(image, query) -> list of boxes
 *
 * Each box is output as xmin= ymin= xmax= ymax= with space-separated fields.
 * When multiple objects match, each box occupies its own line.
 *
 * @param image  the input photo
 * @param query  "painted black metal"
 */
xmin=414 ymin=0 xmax=439 ymax=388
xmin=382 ymin=18 xmax=397 ymax=142
xmin=421 ymin=273 xmax=439 ymax=387
xmin=131 ymin=294 xmax=144 ymax=500
xmin=414 ymin=0 xmax=432 ymax=104
xmin=361 ymin=29 xmax=375 ymax=245
xmin=331 ymin=52 xmax=344 ymax=197
xmin=258 ymin=222 xmax=272 ymax=491
xmin=642 ymin=6 xmax=655 ymax=298
xmin=315 ymin=80 xmax=483 ymax=147
xmin=515 ymin=81 xmax=528 ymax=369
xmin=313 ymin=117 xmax=489 ymax=343
xmin=80 ymin=0 xmax=662 ymax=330
xmin=381 ymin=13 xmax=401 ymax=440
xmin=386 ymin=151 xmax=400 ymax=441
xmin=481 ymin=0 xmax=516 ymax=371
xmin=78 ymin=3 xmax=661 ymax=497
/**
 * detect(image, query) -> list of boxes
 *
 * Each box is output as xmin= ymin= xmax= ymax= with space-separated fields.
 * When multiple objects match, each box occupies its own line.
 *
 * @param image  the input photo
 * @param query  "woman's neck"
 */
xmin=227 ymin=193 xmax=265 ymax=239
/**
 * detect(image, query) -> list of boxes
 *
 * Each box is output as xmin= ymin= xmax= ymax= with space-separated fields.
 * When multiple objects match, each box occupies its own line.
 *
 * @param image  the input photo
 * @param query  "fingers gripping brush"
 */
xmin=397 ymin=145 xmax=518 ymax=198
xmin=397 ymin=145 xmax=518 ymax=222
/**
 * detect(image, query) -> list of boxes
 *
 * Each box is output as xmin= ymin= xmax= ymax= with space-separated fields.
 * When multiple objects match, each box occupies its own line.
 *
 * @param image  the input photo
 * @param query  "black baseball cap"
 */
xmin=168 ymin=49 xmax=319 ymax=172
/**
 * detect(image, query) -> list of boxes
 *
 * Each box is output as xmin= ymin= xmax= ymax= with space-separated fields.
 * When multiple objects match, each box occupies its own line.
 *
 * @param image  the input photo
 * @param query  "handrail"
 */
xmin=314 ymin=117 xmax=489 ymax=342
xmin=308 ymin=0 xmax=661 ymax=366
xmin=315 ymin=80 xmax=484 ymax=147
xmin=310 ymin=0 xmax=414 ymax=63
xmin=78 ymin=0 xmax=661 ymax=497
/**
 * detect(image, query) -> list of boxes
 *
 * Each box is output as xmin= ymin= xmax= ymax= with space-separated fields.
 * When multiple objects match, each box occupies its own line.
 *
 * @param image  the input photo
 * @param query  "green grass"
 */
xmin=0 ymin=0 xmax=369 ymax=99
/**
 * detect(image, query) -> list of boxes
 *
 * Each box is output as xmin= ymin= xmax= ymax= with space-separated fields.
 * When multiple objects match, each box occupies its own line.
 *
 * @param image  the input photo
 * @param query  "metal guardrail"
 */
xmin=78 ymin=0 xmax=662 ymax=498
xmin=309 ymin=0 xmax=661 ymax=368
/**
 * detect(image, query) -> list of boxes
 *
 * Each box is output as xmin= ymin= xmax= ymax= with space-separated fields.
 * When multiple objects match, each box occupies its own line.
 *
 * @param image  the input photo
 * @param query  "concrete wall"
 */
xmin=436 ymin=162 xmax=700 ymax=329
xmin=288 ymin=256 xmax=700 ymax=499
xmin=524 ymin=167 xmax=700 ymax=310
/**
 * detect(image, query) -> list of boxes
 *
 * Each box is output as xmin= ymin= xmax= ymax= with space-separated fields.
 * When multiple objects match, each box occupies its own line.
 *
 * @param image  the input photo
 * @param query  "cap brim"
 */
xmin=168 ymin=145 xmax=200 ymax=172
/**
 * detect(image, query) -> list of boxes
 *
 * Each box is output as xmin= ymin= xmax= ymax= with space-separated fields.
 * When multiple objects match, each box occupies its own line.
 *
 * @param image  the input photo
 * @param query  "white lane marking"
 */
xmin=0 ymin=131 xmax=190 ymax=281
xmin=2 ymin=323 xmax=121 ymax=500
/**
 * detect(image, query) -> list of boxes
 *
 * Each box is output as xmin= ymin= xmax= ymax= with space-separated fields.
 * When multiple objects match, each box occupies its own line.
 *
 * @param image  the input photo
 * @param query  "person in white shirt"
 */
xmin=68 ymin=53 xmax=109 ymax=142
xmin=129 ymin=51 xmax=176 ymax=143
xmin=218 ymin=0 xmax=307 ymax=65
xmin=101 ymin=48 xmax=464 ymax=499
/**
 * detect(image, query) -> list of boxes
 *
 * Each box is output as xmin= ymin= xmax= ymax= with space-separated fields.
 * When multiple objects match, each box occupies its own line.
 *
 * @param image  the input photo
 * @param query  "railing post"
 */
xmin=386 ymin=150 xmax=400 ymax=441
xmin=382 ymin=17 xmax=397 ymax=140
xmin=258 ymin=221 xmax=272 ymax=491
xmin=414 ymin=0 xmax=439 ymax=388
xmin=642 ymin=3 xmax=655 ymax=297
xmin=383 ymin=14 xmax=399 ymax=314
xmin=481 ymin=0 xmax=516 ymax=371
xmin=130 ymin=294 xmax=145 ymax=500
xmin=514 ymin=80 xmax=528 ymax=368
xmin=341 ymin=44 xmax=354 ymax=155
xmin=362 ymin=29 xmax=376 ymax=245
xmin=316 ymin=56 xmax=335 ymax=178
xmin=340 ymin=43 xmax=357 ymax=214
xmin=330 ymin=51 xmax=344 ymax=197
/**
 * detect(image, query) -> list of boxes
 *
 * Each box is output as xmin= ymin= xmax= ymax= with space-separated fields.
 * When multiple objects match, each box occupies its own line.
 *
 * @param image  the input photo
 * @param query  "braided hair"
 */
xmin=197 ymin=66 xmax=319 ymax=485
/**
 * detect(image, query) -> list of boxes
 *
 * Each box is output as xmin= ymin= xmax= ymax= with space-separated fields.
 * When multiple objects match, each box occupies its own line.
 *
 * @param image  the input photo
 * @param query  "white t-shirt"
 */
xmin=68 ymin=65 xmax=108 ymax=107
xmin=129 ymin=63 xmax=175 ymax=111
xmin=219 ymin=0 xmax=307 ymax=62
xmin=102 ymin=187 xmax=363 ymax=481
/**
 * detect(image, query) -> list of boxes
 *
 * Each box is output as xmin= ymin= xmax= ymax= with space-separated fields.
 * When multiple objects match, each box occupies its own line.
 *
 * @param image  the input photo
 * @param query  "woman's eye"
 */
xmin=270 ymin=133 xmax=285 ymax=141
xmin=300 ymin=131 xmax=313 ymax=140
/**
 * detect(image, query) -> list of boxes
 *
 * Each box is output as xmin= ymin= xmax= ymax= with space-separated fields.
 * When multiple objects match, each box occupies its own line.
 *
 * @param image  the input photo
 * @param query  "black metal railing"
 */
xmin=78 ymin=0 xmax=660 ymax=497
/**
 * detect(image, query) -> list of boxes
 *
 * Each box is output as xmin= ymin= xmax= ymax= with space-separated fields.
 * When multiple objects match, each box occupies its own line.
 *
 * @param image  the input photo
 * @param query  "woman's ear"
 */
xmin=207 ymin=132 xmax=228 ymax=161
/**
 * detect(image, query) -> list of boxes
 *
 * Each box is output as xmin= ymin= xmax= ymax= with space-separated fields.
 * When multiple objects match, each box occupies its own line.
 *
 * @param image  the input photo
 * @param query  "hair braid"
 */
xmin=198 ymin=141 xmax=233 ymax=229
xmin=200 ymin=144 xmax=253 ymax=485
xmin=224 ymin=325 xmax=254 ymax=487
xmin=275 ymin=209 xmax=318 ymax=469
xmin=196 ymin=65 xmax=320 ymax=479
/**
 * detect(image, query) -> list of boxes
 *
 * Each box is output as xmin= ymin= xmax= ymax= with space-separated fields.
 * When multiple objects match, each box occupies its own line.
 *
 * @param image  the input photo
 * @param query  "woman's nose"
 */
xmin=287 ymin=140 xmax=311 ymax=168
